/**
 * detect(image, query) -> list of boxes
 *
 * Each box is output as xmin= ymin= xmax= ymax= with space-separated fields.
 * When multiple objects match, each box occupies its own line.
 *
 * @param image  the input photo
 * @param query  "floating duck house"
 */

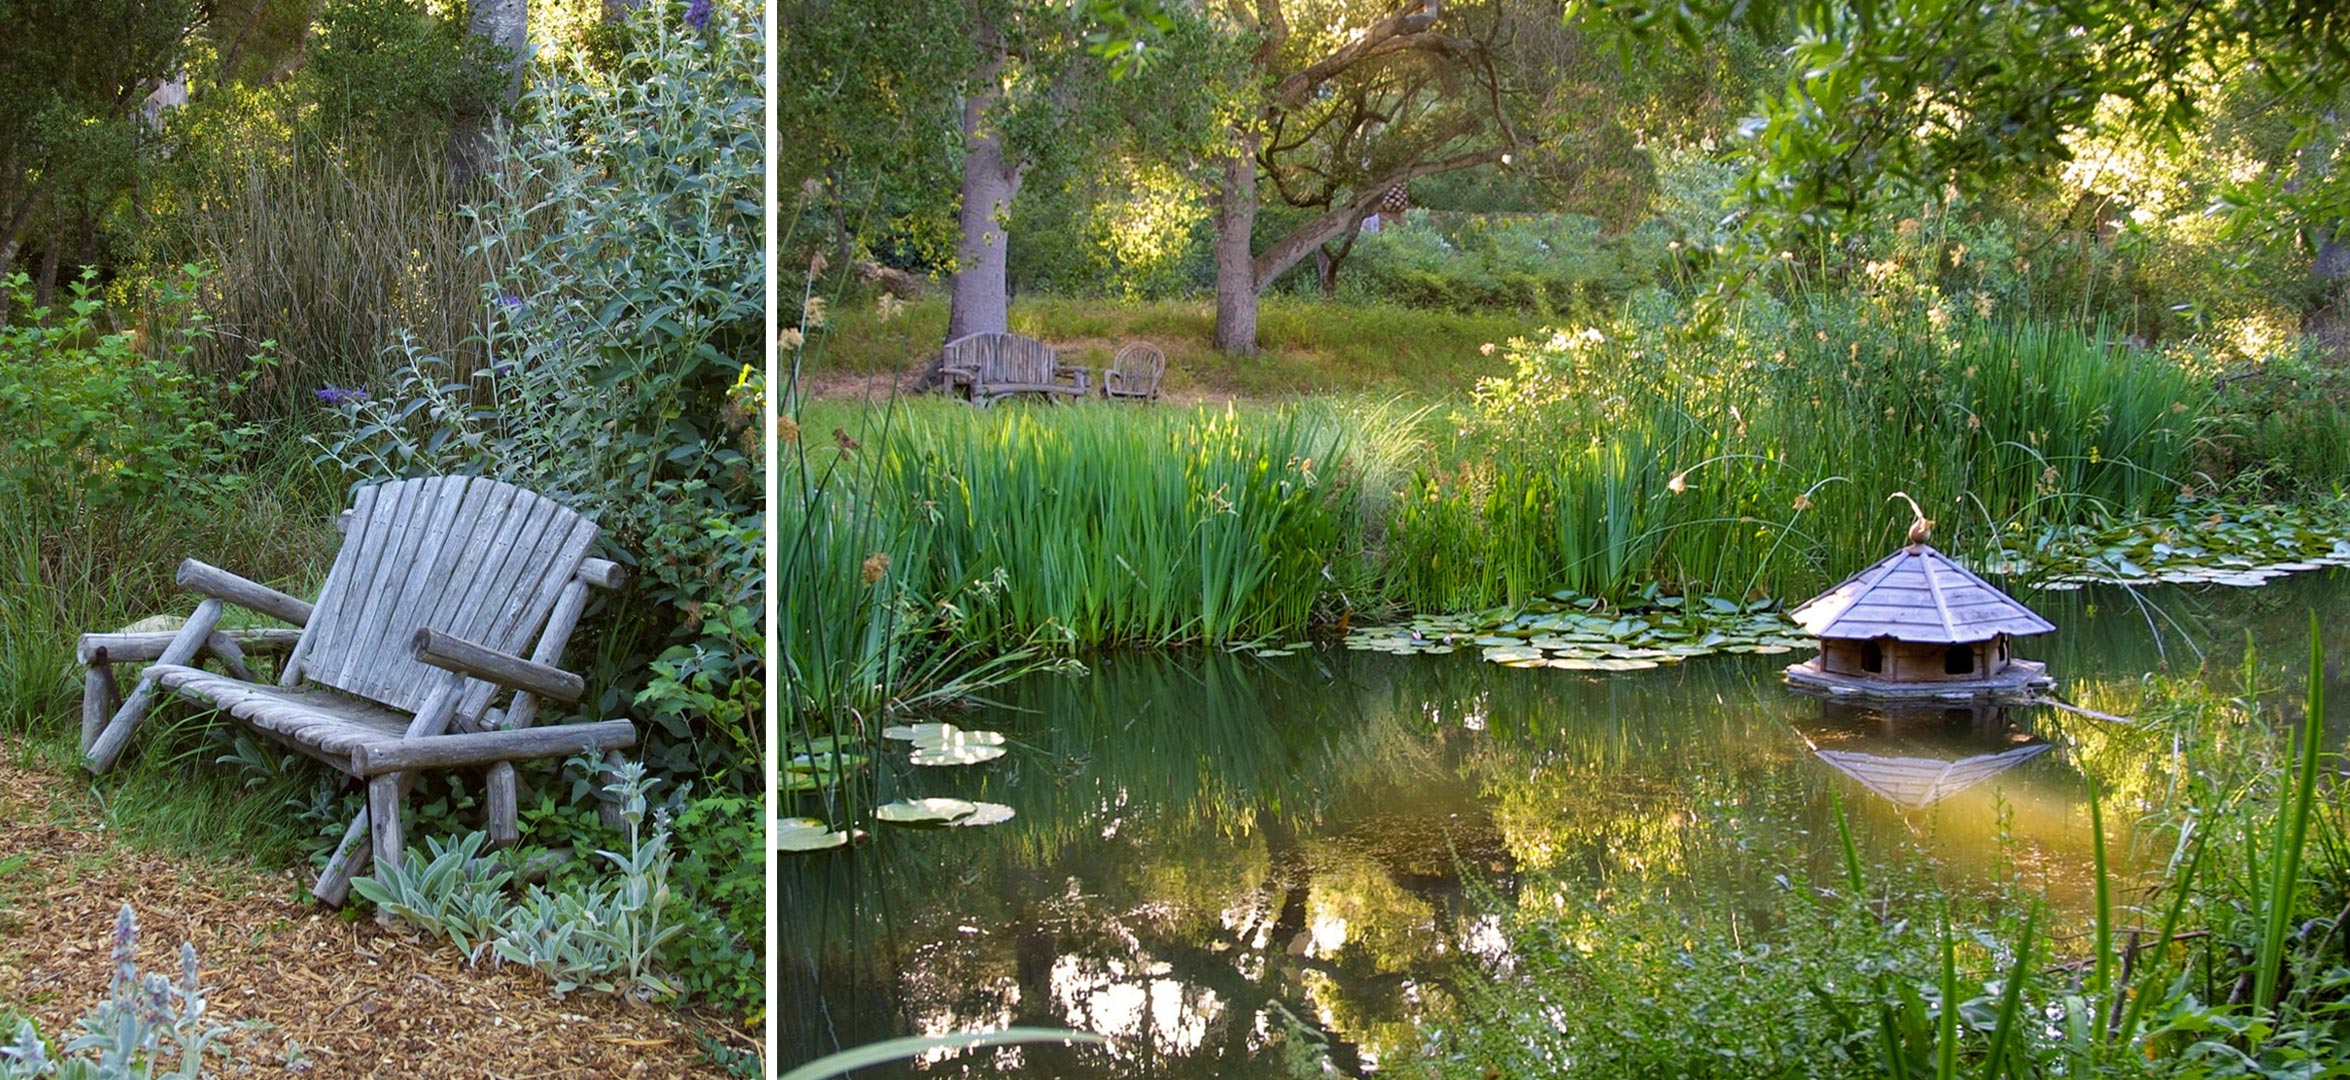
xmin=1784 ymin=537 xmax=2055 ymax=701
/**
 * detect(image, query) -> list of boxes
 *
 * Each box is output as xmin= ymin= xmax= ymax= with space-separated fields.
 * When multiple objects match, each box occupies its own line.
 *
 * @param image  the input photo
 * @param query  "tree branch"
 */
xmin=1250 ymin=141 xmax=1506 ymax=291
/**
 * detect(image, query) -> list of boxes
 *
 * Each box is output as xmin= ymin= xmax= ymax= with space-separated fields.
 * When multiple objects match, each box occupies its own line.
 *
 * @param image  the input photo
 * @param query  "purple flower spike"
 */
xmin=685 ymin=0 xmax=712 ymax=29
xmin=317 ymin=385 xmax=369 ymax=406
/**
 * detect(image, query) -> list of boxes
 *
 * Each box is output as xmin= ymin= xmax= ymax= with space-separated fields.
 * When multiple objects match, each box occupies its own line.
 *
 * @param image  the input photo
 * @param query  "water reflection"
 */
xmin=780 ymin=569 xmax=2350 ymax=1077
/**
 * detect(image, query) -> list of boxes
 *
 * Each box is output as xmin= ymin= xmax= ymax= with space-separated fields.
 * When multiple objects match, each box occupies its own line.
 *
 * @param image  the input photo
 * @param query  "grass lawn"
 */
xmin=798 ymin=294 xmax=1542 ymax=400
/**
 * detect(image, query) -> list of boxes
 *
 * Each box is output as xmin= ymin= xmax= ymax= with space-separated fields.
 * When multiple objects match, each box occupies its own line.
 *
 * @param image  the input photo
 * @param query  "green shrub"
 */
xmin=0 ymin=266 xmax=264 ymax=512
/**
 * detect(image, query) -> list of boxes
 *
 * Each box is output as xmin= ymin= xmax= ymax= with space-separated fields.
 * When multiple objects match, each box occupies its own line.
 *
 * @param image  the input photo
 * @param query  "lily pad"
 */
xmin=910 ymin=744 xmax=1009 ymax=766
xmin=874 ymin=798 xmax=978 ymax=826
xmin=951 ymin=802 xmax=1017 ymax=827
xmin=776 ymin=818 xmax=850 ymax=851
xmin=882 ymin=722 xmax=959 ymax=742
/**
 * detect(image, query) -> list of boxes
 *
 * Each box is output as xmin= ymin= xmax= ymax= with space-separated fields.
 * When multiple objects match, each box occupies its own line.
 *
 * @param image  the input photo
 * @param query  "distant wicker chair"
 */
xmin=1101 ymin=341 xmax=1166 ymax=402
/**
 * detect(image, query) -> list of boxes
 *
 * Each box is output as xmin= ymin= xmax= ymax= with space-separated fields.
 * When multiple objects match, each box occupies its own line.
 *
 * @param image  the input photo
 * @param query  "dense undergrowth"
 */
xmin=1 ymin=0 xmax=766 ymax=1046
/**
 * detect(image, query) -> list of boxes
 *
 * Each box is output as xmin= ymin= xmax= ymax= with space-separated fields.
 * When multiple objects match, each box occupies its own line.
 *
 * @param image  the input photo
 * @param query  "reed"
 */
xmin=169 ymin=135 xmax=490 ymax=417
xmin=778 ymin=397 xmax=1360 ymax=716
xmin=1379 ymin=307 xmax=2209 ymax=610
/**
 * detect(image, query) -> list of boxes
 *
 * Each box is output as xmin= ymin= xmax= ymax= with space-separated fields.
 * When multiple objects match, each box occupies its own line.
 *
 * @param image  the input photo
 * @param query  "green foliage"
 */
xmin=1384 ymin=291 xmax=2210 ymax=610
xmin=780 ymin=400 xmax=1357 ymax=714
xmin=303 ymin=0 xmax=501 ymax=149
xmin=1313 ymin=210 xmax=1673 ymax=319
xmin=319 ymin=0 xmax=764 ymax=780
xmin=0 ymin=906 xmax=228 ymax=1080
xmin=0 ymin=267 xmax=266 ymax=511
xmin=351 ymin=758 xmax=686 ymax=1003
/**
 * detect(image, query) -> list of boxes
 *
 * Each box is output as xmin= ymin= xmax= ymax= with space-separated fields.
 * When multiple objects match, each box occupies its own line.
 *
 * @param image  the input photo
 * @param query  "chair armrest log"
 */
xmin=177 ymin=559 xmax=313 ymax=627
xmin=351 ymin=720 xmax=635 ymax=776
xmin=77 ymin=627 xmax=302 ymax=666
xmin=578 ymin=558 xmax=625 ymax=590
xmin=412 ymin=628 xmax=584 ymax=703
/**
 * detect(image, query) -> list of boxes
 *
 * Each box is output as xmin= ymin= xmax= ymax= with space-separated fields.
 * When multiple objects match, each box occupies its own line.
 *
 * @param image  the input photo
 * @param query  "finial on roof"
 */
xmin=1887 ymin=491 xmax=1932 ymax=547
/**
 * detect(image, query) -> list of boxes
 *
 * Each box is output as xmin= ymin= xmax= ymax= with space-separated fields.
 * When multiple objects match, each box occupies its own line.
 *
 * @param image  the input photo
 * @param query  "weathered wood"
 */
xmin=175 ymin=559 xmax=314 ymax=627
xmin=80 ymin=660 xmax=115 ymax=754
xmin=205 ymin=632 xmax=257 ymax=683
xmin=498 ymin=579 xmax=590 ymax=732
xmin=98 ymin=475 xmax=634 ymax=908
xmin=412 ymin=628 xmax=584 ymax=703
xmin=579 ymin=558 xmax=624 ymax=590
xmin=940 ymin=332 xmax=1090 ymax=403
xmin=486 ymin=762 xmax=519 ymax=848
xmin=367 ymin=773 xmax=405 ymax=923
xmin=85 ymin=599 xmax=224 ymax=773
xmin=1103 ymin=341 xmax=1166 ymax=401
xmin=351 ymin=719 xmax=636 ymax=776
xmin=77 ymin=628 xmax=301 ymax=666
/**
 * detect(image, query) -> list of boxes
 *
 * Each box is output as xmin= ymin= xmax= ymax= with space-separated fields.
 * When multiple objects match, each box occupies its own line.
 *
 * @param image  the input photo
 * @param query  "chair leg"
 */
xmin=367 ymin=774 xmax=405 ymax=925
xmin=486 ymin=762 xmax=520 ymax=849
xmin=313 ymin=770 xmax=419 ymax=906
xmin=80 ymin=657 xmax=122 ymax=754
xmin=84 ymin=599 xmax=224 ymax=774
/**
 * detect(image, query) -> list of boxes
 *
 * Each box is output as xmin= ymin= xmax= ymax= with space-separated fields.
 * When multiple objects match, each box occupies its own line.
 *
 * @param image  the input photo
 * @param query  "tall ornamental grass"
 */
xmin=778 ymin=400 xmax=1359 ymax=716
xmin=1384 ymin=298 xmax=2211 ymax=611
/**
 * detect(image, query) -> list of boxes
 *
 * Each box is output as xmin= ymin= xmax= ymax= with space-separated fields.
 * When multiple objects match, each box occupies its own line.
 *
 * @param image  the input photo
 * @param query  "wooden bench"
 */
xmin=79 ymin=476 xmax=637 ymax=915
xmin=1102 ymin=341 xmax=1166 ymax=402
xmin=938 ymin=332 xmax=1089 ymax=405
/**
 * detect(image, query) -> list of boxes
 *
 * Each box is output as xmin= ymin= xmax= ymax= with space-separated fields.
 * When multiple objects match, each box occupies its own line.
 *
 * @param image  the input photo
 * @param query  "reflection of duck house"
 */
xmin=1800 ymin=702 xmax=2052 ymax=810
xmin=1785 ymin=542 xmax=2055 ymax=701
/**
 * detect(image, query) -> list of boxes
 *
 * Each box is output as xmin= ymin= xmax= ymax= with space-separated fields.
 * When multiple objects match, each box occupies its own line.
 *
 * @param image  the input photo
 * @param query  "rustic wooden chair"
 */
xmin=78 ymin=475 xmax=638 ymax=912
xmin=1102 ymin=341 xmax=1166 ymax=402
xmin=937 ymin=332 xmax=1089 ymax=405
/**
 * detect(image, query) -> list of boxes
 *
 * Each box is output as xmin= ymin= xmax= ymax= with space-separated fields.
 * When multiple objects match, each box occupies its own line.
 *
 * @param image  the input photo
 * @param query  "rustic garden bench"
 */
xmin=1102 ymin=341 xmax=1166 ymax=402
xmin=938 ymin=332 xmax=1090 ymax=405
xmin=78 ymin=475 xmax=637 ymax=912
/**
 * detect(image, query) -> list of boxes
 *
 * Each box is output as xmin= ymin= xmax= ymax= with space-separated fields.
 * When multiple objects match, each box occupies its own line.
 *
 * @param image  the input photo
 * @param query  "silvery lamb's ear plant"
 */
xmin=0 ymin=905 xmax=229 ymax=1079
xmin=348 ymin=831 xmax=514 ymax=965
xmin=491 ymin=759 xmax=684 ymax=1002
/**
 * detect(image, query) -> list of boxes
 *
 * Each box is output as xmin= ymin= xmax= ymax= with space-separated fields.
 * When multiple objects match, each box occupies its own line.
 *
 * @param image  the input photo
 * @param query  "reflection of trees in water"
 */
xmin=777 ymin=571 xmax=2350 ymax=1075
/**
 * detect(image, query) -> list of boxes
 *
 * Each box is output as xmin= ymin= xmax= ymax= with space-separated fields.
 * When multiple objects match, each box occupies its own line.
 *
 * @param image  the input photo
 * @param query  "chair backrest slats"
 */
xmin=292 ymin=476 xmax=598 ymax=714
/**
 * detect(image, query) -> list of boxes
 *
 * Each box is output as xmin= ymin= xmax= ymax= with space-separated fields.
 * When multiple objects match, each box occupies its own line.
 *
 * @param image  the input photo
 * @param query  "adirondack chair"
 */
xmin=1102 ymin=341 xmax=1166 ymax=402
xmin=937 ymin=332 xmax=1090 ymax=405
xmin=78 ymin=476 xmax=637 ymax=912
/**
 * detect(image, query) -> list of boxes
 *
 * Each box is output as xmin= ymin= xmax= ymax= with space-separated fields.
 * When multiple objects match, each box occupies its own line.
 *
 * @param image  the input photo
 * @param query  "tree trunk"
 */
xmin=447 ymin=0 xmax=529 ymax=190
xmin=944 ymin=44 xmax=1022 ymax=342
xmin=1211 ymin=134 xmax=1262 ymax=356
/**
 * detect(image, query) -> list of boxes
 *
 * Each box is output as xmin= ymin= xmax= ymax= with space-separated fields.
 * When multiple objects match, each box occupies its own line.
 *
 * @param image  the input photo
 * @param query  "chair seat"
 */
xmin=149 ymin=663 xmax=412 ymax=769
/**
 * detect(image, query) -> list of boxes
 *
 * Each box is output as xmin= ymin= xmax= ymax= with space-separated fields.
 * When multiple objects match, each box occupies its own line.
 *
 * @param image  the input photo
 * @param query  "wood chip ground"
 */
xmin=0 ymin=748 xmax=756 ymax=1078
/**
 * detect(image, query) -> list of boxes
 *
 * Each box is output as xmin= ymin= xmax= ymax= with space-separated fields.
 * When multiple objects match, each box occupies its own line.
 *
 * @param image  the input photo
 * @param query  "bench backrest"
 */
xmin=290 ymin=476 xmax=598 ymax=714
xmin=943 ymin=332 xmax=1057 ymax=386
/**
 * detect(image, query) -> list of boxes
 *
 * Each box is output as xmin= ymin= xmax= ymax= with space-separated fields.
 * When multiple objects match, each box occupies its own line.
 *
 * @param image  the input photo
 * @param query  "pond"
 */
xmin=778 ymin=569 xmax=2350 ymax=1077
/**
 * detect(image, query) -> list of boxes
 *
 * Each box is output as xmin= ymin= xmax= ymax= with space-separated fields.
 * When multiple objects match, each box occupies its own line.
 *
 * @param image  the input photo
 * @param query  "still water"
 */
xmin=779 ymin=570 xmax=2350 ymax=1076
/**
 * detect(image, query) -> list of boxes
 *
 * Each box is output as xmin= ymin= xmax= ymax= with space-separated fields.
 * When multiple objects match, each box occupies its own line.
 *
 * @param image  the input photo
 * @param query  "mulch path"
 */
xmin=0 ymin=750 xmax=756 ymax=1078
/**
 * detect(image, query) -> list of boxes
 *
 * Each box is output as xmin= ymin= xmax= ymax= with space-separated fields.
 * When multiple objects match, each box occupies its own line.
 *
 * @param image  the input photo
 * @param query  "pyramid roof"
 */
xmin=1789 ymin=544 xmax=2054 ymax=643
